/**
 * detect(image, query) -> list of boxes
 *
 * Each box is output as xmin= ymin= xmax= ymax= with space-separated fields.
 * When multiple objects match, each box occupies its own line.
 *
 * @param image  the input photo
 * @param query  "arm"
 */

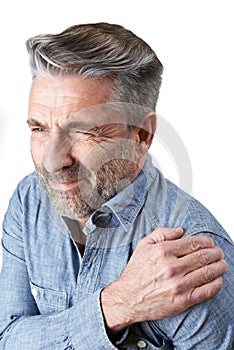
xmin=0 ymin=190 xmax=228 ymax=349
xmin=0 ymin=239 xmax=115 ymax=350
xmin=101 ymin=228 xmax=228 ymax=335
xmin=0 ymin=191 xmax=116 ymax=350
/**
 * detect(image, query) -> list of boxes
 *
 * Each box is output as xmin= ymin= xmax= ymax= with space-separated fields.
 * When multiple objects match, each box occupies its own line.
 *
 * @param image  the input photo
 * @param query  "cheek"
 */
xmin=73 ymin=139 xmax=129 ymax=173
xmin=69 ymin=140 xmax=98 ymax=166
xmin=30 ymin=138 xmax=48 ymax=166
xmin=71 ymin=140 xmax=109 ymax=170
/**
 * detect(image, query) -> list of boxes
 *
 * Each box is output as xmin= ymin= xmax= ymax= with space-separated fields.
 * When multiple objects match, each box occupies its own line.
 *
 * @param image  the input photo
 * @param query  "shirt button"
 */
xmin=137 ymin=340 xmax=147 ymax=348
xmin=31 ymin=288 xmax=38 ymax=298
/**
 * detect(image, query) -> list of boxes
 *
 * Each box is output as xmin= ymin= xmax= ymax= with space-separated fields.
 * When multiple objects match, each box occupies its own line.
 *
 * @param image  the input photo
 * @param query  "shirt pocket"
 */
xmin=29 ymin=280 xmax=68 ymax=314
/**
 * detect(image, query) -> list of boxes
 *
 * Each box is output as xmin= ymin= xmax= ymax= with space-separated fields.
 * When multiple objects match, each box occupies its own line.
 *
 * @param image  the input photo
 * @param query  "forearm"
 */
xmin=0 ymin=290 xmax=117 ymax=350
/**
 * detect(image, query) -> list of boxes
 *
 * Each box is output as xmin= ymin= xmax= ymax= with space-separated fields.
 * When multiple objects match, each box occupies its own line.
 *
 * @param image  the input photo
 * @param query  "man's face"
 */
xmin=28 ymin=75 xmax=140 ymax=220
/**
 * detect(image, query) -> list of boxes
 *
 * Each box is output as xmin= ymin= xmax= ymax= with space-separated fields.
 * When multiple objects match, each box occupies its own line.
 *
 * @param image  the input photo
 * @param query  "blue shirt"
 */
xmin=0 ymin=155 xmax=233 ymax=349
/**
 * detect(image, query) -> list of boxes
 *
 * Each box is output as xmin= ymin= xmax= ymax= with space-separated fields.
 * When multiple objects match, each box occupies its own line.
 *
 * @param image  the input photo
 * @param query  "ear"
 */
xmin=134 ymin=112 xmax=157 ymax=149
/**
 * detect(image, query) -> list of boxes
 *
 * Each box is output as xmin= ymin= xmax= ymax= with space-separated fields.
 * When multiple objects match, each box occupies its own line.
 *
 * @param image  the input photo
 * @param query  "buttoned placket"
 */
xmin=75 ymin=223 xmax=106 ymax=299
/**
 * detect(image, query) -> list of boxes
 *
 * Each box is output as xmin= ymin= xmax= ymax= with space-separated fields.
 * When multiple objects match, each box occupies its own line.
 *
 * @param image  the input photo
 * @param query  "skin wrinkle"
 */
xmin=0 ymin=24 xmax=231 ymax=349
xmin=29 ymin=75 xmax=148 ymax=221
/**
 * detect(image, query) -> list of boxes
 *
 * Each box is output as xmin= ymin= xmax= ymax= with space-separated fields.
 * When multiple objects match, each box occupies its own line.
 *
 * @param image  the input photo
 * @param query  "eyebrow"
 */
xmin=27 ymin=118 xmax=47 ymax=128
xmin=27 ymin=118 xmax=99 ymax=132
xmin=65 ymin=120 xmax=99 ymax=131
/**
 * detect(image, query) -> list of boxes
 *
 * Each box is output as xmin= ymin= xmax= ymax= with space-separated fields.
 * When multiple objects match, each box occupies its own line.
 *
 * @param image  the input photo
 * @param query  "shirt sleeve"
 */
xmin=152 ymin=232 xmax=234 ymax=350
xmin=0 ymin=187 xmax=118 ymax=350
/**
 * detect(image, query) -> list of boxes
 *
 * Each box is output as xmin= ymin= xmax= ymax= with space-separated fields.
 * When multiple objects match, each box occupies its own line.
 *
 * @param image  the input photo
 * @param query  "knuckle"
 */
xmin=170 ymin=281 xmax=184 ymax=298
xmin=203 ymin=265 xmax=215 ymax=282
xmin=190 ymin=236 xmax=214 ymax=251
xmin=156 ymin=244 xmax=168 ymax=258
xmin=162 ymin=265 xmax=176 ymax=279
xmin=198 ymin=250 xmax=209 ymax=265
xmin=190 ymin=236 xmax=202 ymax=251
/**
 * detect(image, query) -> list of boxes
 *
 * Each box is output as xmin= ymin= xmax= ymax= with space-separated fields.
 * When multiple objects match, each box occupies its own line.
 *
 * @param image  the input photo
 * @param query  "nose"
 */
xmin=43 ymin=131 xmax=74 ymax=173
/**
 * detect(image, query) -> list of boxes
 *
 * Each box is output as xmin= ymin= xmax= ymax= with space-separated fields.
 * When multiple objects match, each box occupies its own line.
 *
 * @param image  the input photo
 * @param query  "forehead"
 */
xmin=29 ymin=76 xmax=133 ymax=127
xmin=29 ymin=75 xmax=113 ymax=108
xmin=28 ymin=75 xmax=122 ymax=126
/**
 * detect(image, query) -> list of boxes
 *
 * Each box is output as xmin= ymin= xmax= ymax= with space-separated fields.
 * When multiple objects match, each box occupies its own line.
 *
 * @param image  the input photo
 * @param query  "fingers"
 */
xmin=178 ymin=246 xmax=225 ymax=275
xmin=139 ymin=228 xmax=216 ymax=261
xmin=140 ymin=227 xmax=184 ymax=245
xmin=180 ymin=259 xmax=228 ymax=304
xmin=163 ymin=235 xmax=215 ymax=257
xmin=167 ymin=259 xmax=228 ymax=313
xmin=190 ymin=277 xmax=224 ymax=305
xmin=189 ymin=259 xmax=228 ymax=286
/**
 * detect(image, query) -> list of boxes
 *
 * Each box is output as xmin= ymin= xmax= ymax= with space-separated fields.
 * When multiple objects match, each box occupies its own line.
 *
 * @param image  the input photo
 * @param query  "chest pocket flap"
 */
xmin=30 ymin=280 xmax=68 ymax=313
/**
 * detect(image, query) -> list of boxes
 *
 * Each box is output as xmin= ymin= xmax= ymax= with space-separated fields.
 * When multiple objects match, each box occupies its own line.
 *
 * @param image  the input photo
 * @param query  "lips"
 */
xmin=49 ymin=180 xmax=79 ymax=191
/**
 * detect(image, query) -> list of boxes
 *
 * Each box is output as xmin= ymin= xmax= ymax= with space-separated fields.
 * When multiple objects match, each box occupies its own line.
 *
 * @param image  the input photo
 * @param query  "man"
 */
xmin=0 ymin=23 xmax=233 ymax=349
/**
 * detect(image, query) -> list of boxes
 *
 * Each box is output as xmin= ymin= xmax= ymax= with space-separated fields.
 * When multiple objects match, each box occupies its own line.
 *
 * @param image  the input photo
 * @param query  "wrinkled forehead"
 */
xmin=28 ymin=101 xmax=137 ymax=129
xmin=28 ymin=76 xmax=148 ymax=128
xmin=29 ymin=75 xmax=113 ymax=101
xmin=62 ymin=103 xmax=139 ymax=129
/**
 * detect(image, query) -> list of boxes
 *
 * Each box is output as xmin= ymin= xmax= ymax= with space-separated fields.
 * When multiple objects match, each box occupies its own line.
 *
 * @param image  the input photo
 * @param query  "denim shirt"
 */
xmin=0 ymin=155 xmax=233 ymax=350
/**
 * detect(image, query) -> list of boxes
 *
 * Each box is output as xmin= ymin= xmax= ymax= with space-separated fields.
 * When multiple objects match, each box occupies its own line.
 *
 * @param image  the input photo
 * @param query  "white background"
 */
xmin=0 ymin=0 xmax=233 ymax=266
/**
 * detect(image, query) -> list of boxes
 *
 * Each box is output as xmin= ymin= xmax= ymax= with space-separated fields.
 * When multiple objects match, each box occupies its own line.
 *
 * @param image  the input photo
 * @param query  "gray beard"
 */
xmin=35 ymin=158 xmax=137 ymax=220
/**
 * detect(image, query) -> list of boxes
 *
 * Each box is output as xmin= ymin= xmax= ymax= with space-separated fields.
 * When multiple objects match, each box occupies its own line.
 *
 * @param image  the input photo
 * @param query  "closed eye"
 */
xmin=27 ymin=118 xmax=48 ymax=132
xmin=31 ymin=127 xmax=45 ymax=132
xmin=68 ymin=130 xmax=97 ymax=142
xmin=68 ymin=126 xmax=99 ymax=137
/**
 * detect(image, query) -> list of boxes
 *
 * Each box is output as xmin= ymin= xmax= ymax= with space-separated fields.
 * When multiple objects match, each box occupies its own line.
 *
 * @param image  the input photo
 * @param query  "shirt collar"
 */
xmin=86 ymin=154 xmax=157 ymax=232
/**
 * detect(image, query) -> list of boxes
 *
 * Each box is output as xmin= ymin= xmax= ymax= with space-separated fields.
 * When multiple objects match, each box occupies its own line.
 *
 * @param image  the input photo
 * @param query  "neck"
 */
xmin=63 ymin=216 xmax=88 ymax=246
xmin=77 ymin=216 xmax=89 ymax=230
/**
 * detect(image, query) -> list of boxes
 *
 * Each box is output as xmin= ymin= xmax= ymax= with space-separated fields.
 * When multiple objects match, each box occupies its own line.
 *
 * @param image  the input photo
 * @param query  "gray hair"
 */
xmin=26 ymin=23 xmax=163 ymax=113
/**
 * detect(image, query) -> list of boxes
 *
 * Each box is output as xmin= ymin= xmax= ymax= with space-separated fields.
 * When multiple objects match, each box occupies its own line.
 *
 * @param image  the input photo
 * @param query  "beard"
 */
xmin=35 ymin=157 xmax=137 ymax=220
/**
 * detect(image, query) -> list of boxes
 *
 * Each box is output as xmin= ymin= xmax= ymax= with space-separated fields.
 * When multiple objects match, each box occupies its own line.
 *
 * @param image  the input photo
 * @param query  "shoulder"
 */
xmin=3 ymin=173 xmax=42 ymax=223
xmin=9 ymin=172 xmax=43 ymax=205
xmin=146 ymin=175 xmax=234 ymax=347
xmin=15 ymin=172 xmax=40 ymax=195
xmin=146 ymin=169 xmax=233 ymax=245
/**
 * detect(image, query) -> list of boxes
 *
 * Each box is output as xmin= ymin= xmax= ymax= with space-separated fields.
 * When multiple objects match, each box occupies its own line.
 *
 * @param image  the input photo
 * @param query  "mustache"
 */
xmin=37 ymin=162 xmax=92 ymax=183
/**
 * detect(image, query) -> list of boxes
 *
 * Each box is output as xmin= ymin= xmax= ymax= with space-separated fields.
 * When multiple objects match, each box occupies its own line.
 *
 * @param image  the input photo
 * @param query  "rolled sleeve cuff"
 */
xmin=67 ymin=289 xmax=118 ymax=350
